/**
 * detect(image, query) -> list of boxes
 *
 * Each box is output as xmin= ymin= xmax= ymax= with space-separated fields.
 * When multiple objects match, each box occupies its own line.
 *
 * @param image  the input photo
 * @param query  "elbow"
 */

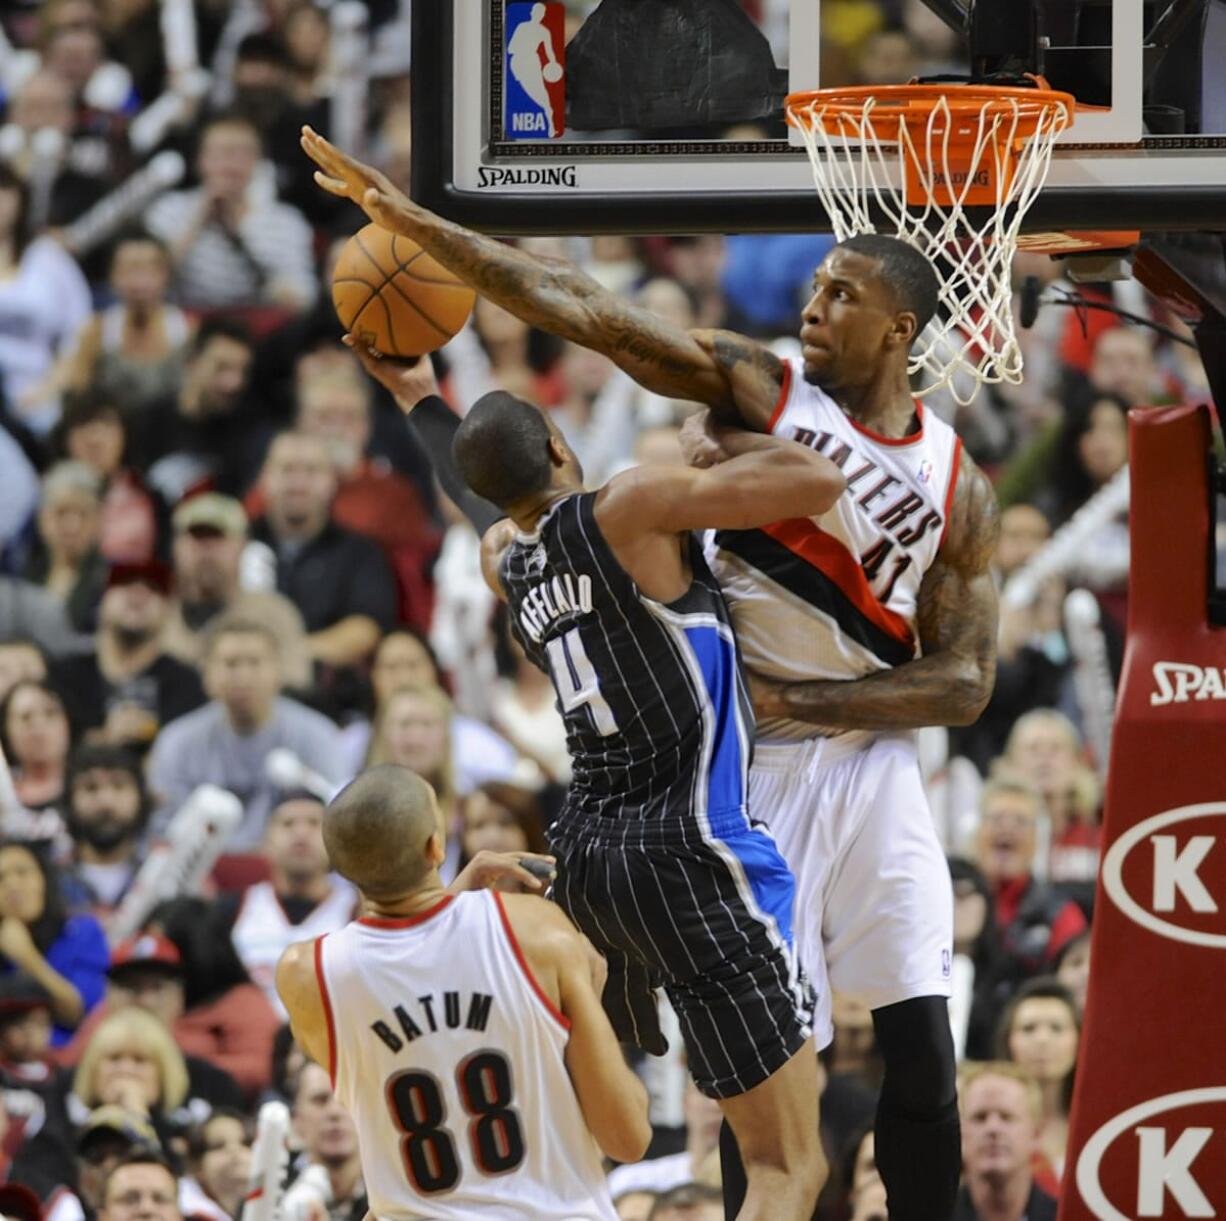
xmin=601 ymin=1115 xmax=653 ymax=1166
xmin=948 ymin=662 xmax=995 ymax=726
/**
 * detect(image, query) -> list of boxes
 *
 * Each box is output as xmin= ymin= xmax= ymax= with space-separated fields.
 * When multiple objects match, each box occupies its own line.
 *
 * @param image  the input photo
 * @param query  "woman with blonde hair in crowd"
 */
xmin=997 ymin=977 xmax=1080 ymax=1197
xmin=72 ymin=1006 xmax=189 ymax=1125
xmin=365 ymin=684 xmax=462 ymax=876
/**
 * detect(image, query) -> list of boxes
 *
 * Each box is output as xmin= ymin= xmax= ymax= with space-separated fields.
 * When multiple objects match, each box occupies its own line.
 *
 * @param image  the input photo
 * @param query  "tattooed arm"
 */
xmin=754 ymin=455 xmax=1000 ymax=729
xmin=300 ymin=128 xmax=782 ymax=429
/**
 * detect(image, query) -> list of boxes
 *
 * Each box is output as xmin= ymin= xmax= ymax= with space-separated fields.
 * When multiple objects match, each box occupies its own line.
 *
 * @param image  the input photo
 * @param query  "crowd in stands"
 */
xmin=0 ymin=2 xmax=1220 ymax=1221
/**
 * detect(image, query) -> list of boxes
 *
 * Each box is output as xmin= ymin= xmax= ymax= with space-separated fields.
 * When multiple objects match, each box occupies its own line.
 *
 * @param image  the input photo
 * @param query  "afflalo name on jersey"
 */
xmin=501 ymin=492 xmax=752 ymax=829
xmin=708 ymin=358 xmax=962 ymax=740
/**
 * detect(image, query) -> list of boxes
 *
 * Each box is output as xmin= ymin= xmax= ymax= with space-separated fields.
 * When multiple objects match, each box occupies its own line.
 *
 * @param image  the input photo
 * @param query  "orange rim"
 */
xmin=785 ymin=81 xmax=1076 ymax=138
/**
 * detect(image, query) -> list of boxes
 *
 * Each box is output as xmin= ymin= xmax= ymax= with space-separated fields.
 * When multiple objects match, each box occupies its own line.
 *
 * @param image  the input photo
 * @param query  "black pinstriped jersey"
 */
xmin=499 ymin=492 xmax=753 ymax=826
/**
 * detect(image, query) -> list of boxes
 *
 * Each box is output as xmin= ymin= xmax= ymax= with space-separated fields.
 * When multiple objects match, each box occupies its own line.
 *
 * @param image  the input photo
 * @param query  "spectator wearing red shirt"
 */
xmin=974 ymin=772 xmax=1087 ymax=985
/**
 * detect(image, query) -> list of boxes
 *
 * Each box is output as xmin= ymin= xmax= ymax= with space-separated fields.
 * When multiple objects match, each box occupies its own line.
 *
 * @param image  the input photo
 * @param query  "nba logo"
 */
xmin=918 ymin=459 xmax=934 ymax=485
xmin=941 ymin=948 xmax=951 ymax=978
xmin=505 ymin=3 xmax=565 ymax=140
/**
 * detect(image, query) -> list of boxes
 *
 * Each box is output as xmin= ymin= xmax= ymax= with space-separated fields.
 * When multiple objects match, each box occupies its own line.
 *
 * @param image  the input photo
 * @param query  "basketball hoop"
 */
xmin=786 ymin=80 xmax=1075 ymax=406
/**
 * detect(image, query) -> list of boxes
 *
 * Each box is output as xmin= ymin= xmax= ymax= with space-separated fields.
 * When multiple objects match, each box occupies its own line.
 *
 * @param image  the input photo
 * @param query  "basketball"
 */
xmin=543 ymin=61 xmax=563 ymax=84
xmin=331 ymin=224 xmax=476 ymax=357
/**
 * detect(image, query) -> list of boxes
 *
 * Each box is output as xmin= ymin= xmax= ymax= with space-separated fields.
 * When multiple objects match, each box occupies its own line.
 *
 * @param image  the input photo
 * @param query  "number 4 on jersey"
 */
xmin=546 ymin=627 xmax=618 ymax=736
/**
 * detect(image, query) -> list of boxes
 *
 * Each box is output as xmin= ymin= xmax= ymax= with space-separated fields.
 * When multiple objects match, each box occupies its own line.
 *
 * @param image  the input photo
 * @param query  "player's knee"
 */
xmin=873 ymin=995 xmax=958 ymax=1113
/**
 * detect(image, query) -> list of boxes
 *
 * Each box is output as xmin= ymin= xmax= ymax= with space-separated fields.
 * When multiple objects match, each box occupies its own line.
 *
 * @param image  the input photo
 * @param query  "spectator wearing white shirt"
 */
xmin=0 ymin=165 xmax=92 ymax=434
xmin=147 ymin=114 xmax=317 ymax=312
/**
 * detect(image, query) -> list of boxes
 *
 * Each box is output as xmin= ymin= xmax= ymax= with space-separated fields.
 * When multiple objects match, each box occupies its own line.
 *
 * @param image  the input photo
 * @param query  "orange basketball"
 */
xmin=331 ymin=224 xmax=476 ymax=357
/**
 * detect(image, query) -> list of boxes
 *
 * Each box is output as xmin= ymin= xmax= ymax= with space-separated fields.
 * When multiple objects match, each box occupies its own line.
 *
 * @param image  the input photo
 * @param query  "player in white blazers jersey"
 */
xmin=292 ymin=131 xmax=996 ymax=1220
xmin=276 ymin=765 xmax=651 ymax=1221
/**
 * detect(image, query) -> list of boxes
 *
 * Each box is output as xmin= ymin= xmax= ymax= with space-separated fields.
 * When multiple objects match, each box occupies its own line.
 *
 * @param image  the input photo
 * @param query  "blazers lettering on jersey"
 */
xmin=518 ymin=572 xmax=594 ymax=643
xmin=371 ymin=990 xmax=495 ymax=1052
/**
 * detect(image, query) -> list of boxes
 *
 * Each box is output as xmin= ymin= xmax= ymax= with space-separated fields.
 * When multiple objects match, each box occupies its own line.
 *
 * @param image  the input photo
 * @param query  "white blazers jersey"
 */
xmin=708 ymin=358 xmax=962 ymax=741
xmin=316 ymin=891 xmax=616 ymax=1221
xmin=232 ymin=879 xmax=356 ymax=1016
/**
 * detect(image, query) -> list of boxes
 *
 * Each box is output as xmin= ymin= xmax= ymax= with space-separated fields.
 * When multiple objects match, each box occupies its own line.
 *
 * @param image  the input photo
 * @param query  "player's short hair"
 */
xmin=958 ymin=1060 xmax=1043 ymax=1123
xmin=323 ymin=765 xmax=440 ymax=900
xmin=452 ymin=391 xmax=555 ymax=508
xmin=837 ymin=233 xmax=940 ymax=334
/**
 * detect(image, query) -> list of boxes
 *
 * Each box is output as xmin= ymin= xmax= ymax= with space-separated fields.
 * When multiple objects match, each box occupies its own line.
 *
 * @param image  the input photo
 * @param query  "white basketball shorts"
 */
xmin=749 ymin=730 xmax=953 ymax=1049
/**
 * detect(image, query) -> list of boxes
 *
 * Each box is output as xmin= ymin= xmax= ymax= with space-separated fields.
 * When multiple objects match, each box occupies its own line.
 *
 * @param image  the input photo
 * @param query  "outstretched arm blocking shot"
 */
xmin=301 ymin=127 xmax=785 ymax=430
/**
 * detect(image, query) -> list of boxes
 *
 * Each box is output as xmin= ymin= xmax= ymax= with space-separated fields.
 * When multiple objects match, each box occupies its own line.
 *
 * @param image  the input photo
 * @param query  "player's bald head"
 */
xmin=323 ymin=765 xmax=440 ymax=899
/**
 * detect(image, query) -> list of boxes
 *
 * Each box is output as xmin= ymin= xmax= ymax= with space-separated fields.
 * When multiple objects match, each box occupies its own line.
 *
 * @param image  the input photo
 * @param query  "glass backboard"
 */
xmin=411 ymin=0 xmax=1226 ymax=235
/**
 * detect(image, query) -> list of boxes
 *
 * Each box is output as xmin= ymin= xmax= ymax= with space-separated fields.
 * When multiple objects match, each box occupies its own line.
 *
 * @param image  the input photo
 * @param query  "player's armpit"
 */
xmin=479 ymin=520 xmax=517 ymax=601
xmin=597 ymin=442 xmax=846 ymax=541
xmin=553 ymin=931 xmax=652 ymax=1165
xmin=758 ymin=456 xmax=999 ymax=730
xmin=275 ymin=940 xmax=330 ymax=1070
xmin=501 ymin=896 xmax=650 ymax=1164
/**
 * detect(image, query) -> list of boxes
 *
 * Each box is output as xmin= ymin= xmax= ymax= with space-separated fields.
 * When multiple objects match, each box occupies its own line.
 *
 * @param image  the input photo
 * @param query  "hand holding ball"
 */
xmin=331 ymin=223 xmax=476 ymax=357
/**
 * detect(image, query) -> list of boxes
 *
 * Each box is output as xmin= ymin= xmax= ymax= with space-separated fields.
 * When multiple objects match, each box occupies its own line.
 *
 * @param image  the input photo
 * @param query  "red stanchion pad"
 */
xmin=1062 ymin=403 xmax=1226 ymax=1221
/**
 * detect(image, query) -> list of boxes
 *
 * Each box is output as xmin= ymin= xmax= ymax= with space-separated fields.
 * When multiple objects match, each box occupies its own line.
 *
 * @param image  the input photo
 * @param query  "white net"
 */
xmin=787 ymin=87 xmax=1072 ymax=406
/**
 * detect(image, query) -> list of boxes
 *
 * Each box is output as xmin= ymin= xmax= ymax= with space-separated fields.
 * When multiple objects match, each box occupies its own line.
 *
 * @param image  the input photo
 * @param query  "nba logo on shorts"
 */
xmin=505 ymin=3 xmax=566 ymax=140
xmin=941 ymin=948 xmax=951 ymax=978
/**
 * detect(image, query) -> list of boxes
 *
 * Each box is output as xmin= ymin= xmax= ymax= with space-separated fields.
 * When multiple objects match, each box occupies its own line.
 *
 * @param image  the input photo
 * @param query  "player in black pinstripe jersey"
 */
xmin=346 ymin=345 xmax=844 ymax=1221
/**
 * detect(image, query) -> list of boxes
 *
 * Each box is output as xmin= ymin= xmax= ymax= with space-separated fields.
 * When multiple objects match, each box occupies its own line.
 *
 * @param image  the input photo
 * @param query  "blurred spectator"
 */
xmin=70 ymin=1007 xmax=188 ymax=1140
xmin=128 ymin=318 xmax=259 ymax=504
xmin=458 ymin=782 xmax=550 ymax=894
xmin=284 ymin=1061 xmax=365 ymax=1221
xmin=955 ymin=1063 xmax=1057 ymax=1221
xmin=58 ymin=933 xmax=246 ymax=1117
xmin=181 ymin=1109 xmax=252 ymax=1221
xmin=957 ymin=505 xmax=1067 ymax=774
xmin=146 ymin=897 xmax=281 ymax=1098
xmin=53 ymin=562 xmax=205 ymax=749
xmin=222 ymin=794 xmax=355 ymax=1015
xmin=251 ymin=431 xmax=398 ymax=669
xmin=0 ymin=970 xmax=54 ymax=1085
xmin=365 ymin=685 xmax=461 ymax=872
xmin=290 ymin=365 xmax=439 ymax=629
xmin=56 ymin=394 xmax=162 ymax=566
xmin=31 ymin=1106 xmax=163 ymax=1221
xmin=1 ymin=680 xmax=73 ymax=809
xmin=227 ymin=31 xmax=334 ymax=228
xmin=1003 ymin=711 xmax=1101 ymax=890
xmin=0 ymin=165 xmax=92 ymax=434
xmin=24 ymin=462 xmax=108 ymax=633
xmin=998 ymin=979 xmax=1079 ymax=1193
xmin=646 ymin=1183 xmax=723 ymax=1221
xmin=949 ymin=857 xmax=1007 ymax=1062
xmin=64 ymin=233 xmax=190 ymax=415
xmin=1054 ymin=932 xmax=1091 ymax=1020
xmin=0 ymin=579 xmax=90 ymax=658
xmin=661 ymin=236 xmax=727 ymax=329
xmin=0 ymin=422 xmax=40 ymax=554
xmin=96 ymin=1150 xmax=183 ymax=1221
xmin=608 ymin=1081 xmax=722 ymax=1197
xmin=160 ymin=494 xmax=311 ymax=688
xmin=61 ymin=745 xmax=149 ymax=921
xmin=1087 ymin=326 xmax=1167 ymax=407
xmin=614 ymin=1191 xmax=658 ymax=1221
xmin=0 ymin=842 xmax=106 ymax=1043
xmin=491 ymin=629 xmax=571 ymax=783
xmin=147 ymin=616 xmax=346 ymax=849
xmin=0 ymin=639 xmax=48 ymax=704
xmin=338 ymin=628 xmax=519 ymax=790
xmin=974 ymin=773 xmax=1087 ymax=983
xmin=146 ymin=113 xmax=316 ymax=312
xmin=842 ymin=1126 xmax=888 ymax=1221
